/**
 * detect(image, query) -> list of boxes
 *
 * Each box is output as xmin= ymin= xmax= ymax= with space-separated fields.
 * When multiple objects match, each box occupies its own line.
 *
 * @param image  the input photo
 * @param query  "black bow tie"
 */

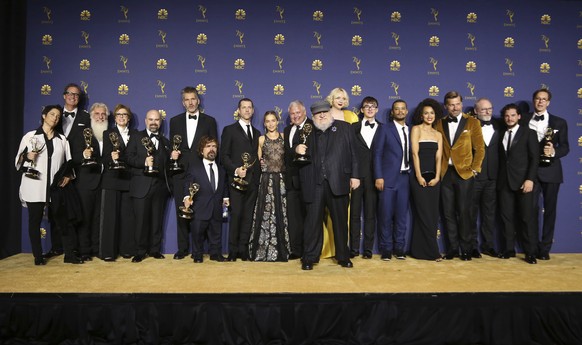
xmin=64 ymin=111 xmax=75 ymax=118
xmin=365 ymin=121 xmax=375 ymax=128
xmin=534 ymin=114 xmax=544 ymax=121
xmin=188 ymin=114 xmax=197 ymax=120
xmin=446 ymin=116 xmax=458 ymax=123
xmin=149 ymin=133 xmax=159 ymax=140
xmin=480 ymin=120 xmax=492 ymax=127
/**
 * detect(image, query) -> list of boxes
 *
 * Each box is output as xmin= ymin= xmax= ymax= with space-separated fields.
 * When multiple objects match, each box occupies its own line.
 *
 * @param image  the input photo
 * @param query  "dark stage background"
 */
xmin=5 ymin=0 xmax=582 ymax=257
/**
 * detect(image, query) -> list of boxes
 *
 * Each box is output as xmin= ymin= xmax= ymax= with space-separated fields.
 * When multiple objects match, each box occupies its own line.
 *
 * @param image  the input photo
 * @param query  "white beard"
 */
xmin=91 ymin=120 xmax=108 ymax=142
xmin=314 ymin=117 xmax=334 ymax=132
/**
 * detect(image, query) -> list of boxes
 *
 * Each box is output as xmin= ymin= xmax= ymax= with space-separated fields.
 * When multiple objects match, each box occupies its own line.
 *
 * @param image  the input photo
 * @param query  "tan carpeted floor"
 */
xmin=1 ymin=253 xmax=581 ymax=294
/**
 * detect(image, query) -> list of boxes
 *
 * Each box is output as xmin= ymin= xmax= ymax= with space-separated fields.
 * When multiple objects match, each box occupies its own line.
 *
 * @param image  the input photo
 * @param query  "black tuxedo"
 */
xmin=522 ymin=112 xmax=569 ymax=255
xmin=70 ymin=125 xmax=103 ymax=257
xmin=99 ymin=126 xmax=139 ymax=258
xmin=471 ymin=118 xmax=500 ymax=253
xmin=497 ymin=125 xmax=539 ymax=256
xmin=169 ymin=111 xmax=218 ymax=255
xmin=298 ymin=120 xmax=359 ymax=263
xmin=283 ymin=118 xmax=313 ymax=256
xmin=349 ymin=120 xmax=380 ymax=254
xmin=184 ymin=159 xmax=229 ymax=257
xmin=126 ymin=130 xmax=171 ymax=257
xmin=50 ymin=108 xmax=91 ymax=254
xmin=219 ymin=121 xmax=260 ymax=258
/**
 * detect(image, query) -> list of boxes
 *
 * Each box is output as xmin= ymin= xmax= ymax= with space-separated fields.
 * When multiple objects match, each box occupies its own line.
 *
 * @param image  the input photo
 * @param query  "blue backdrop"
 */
xmin=22 ymin=0 xmax=582 ymax=253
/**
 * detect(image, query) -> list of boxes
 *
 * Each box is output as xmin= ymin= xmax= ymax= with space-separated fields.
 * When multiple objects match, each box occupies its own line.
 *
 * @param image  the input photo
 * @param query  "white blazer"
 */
xmin=15 ymin=129 xmax=72 ymax=205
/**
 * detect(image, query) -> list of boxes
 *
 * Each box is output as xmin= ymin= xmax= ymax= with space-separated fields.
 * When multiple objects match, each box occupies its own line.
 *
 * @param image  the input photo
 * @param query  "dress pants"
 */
xmin=441 ymin=168 xmax=474 ymax=254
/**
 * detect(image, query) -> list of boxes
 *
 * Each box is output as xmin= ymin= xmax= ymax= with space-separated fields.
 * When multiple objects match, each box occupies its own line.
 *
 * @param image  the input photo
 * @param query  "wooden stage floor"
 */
xmin=2 ymin=253 xmax=582 ymax=294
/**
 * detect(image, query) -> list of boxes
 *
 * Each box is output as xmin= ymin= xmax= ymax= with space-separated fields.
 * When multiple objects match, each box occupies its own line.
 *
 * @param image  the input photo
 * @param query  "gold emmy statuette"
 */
xmin=539 ymin=127 xmax=554 ymax=167
xmin=293 ymin=122 xmax=313 ymax=165
xmin=178 ymin=182 xmax=200 ymax=219
xmin=81 ymin=128 xmax=98 ymax=166
xmin=231 ymin=152 xmax=257 ymax=191
xmin=24 ymin=136 xmax=45 ymax=179
xmin=168 ymin=134 xmax=184 ymax=173
xmin=141 ymin=136 xmax=160 ymax=175
xmin=108 ymin=132 xmax=127 ymax=170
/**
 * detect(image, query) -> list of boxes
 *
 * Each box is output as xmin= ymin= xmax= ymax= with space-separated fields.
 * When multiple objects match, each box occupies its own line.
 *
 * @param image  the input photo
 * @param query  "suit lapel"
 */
xmin=452 ymin=115 xmax=467 ymax=145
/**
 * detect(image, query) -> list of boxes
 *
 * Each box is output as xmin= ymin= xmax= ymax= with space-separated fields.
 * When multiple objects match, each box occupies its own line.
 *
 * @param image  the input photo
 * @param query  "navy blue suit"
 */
xmin=523 ymin=113 xmax=569 ymax=256
xmin=169 ymin=111 xmax=218 ymax=255
xmin=371 ymin=120 xmax=410 ymax=256
xmin=183 ymin=159 xmax=228 ymax=257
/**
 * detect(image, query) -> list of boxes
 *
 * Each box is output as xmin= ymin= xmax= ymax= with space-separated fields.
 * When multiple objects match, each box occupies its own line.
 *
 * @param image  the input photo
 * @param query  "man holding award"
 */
xmin=523 ymin=89 xmax=570 ymax=261
xmin=169 ymin=86 xmax=218 ymax=260
xmin=126 ymin=109 xmax=174 ymax=263
xmin=283 ymin=100 xmax=313 ymax=260
xmin=220 ymin=98 xmax=260 ymax=261
xmin=295 ymin=100 xmax=360 ymax=270
xmin=71 ymin=102 xmax=108 ymax=261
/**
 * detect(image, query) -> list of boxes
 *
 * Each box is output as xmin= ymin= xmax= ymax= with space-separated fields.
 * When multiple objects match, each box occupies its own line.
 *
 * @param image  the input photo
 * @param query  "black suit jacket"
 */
xmin=184 ymin=159 xmax=229 ymax=221
xmin=126 ymin=130 xmax=171 ymax=198
xmin=522 ymin=112 xmax=569 ymax=183
xmin=498 ymin=125 xmax=539 ymax=191
xmin=299 ymin=120 xmax=359 ymax=202
xmin=169 ymin=111 xmax=218 ymax=173
xmin=283 ymin=118 xmax=314 ymax=190
xmin=219 ymin=121 xmax=261 ymax=186
xmin=101 ymin=127 xmax=139 ymax=191
xmin=70 ymin=126 xmax=102 ymax=191
xmin=352 ymin=120 xmax=381 ymax=179
xmin=476 ymin=118 xmax=500 ymax=181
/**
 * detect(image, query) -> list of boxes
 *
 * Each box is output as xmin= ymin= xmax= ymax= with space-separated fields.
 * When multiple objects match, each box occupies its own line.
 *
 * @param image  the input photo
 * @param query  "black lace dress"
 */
xmin=249 ymin=134 xmax=290 ymax=261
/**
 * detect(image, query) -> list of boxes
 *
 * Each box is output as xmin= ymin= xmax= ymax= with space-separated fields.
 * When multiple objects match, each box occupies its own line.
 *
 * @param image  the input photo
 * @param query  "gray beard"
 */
xmin=91 ymin=120 xmax=108 ymax=142
xmin=314 ymin=117 xmax=334 ymax=132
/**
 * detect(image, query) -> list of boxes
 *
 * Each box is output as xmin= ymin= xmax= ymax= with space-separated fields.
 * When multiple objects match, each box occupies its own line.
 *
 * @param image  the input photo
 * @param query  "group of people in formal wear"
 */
xmin=16 ymin=83 xmax=568 ymax=269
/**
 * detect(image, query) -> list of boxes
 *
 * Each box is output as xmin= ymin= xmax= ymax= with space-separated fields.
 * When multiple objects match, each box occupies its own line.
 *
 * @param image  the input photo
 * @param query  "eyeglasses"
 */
xmin=534 ymin=97 xmax=549 ymax=102
xmin=362 ymin=105 xmax=377 ymax=110
xmin=115 ymin=113 xmax=129 ymax=117
xmin=478 ymin=107 xmax=493 ymax=112
xmin=64 ymin=91 xmax=80 ymax=97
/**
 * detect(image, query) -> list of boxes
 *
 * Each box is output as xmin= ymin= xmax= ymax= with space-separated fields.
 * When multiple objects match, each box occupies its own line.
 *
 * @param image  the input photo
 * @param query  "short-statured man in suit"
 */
xmin=126 ymin=109 xmax=173 ymax=262
xmin=436 ymin=91 xmax=485 ymax=261
xmin=181 ymin=136 xmax=229 ymax=263
xmin=372 ymin=99 xmax=411 ymax=261
xmin=169 ymin=86 xmax=218 ymax=260
xmin=44 ymin=83 xmax=91 ymax=261
xmin=522 ymin=89 xmax=569 ymax=261
xmin=99 ymin=104 xmax=138 ymax=261
xmin=70 ymin=102 xmax=108 ymax=261
xmin=283 ymin=100 xmax=312 ymax=260
xmin=497 ymin=103 xmax=539 ymax=264
xmin=295 ymin=100 xmax=360 ymax=270
xmin=350 ymin=96 xmax=381 ymax=260
xmin=220 ymin=98 xmax=260 ymax=261
xmin=470 ymin=98 xmax=500 ymax=257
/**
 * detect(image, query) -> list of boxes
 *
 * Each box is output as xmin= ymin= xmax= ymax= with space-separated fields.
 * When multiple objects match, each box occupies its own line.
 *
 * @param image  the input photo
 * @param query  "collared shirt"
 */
xmin=62 ymin=108 xmax=78 ymax=137
xmin=360 ymin=118 xmax=378 ymax=149
xmin=503 ymin=124 xmax=520 ymax=151
xmin=117 ymin=125 xmax=130 ymax=145
xmin=394 ymin=121 xmax=409 ymax=171
xmin=146 ymin=130 xmax=159 ymax=149
xmin=481 ymin=121 xmax=494 ymax=146
xmin=186 ymin=111 xmax=200 ymax=148
xmin=447 ymin=114 xmax=461 ymax=165
xmin=238 ymin=119 xmax=252 ymax=139
xmin=203 ymin=158 xmax=218 ymax=190
xmin=289 ymin=118 xmax=307 ymax=147
xmin=529 ymin=111 xmax=549 ymax=142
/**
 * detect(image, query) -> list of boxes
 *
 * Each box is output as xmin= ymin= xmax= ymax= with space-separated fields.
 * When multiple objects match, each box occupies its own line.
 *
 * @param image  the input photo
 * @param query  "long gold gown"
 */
xmin=320 ymin=109 xmax=360 ymax=259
